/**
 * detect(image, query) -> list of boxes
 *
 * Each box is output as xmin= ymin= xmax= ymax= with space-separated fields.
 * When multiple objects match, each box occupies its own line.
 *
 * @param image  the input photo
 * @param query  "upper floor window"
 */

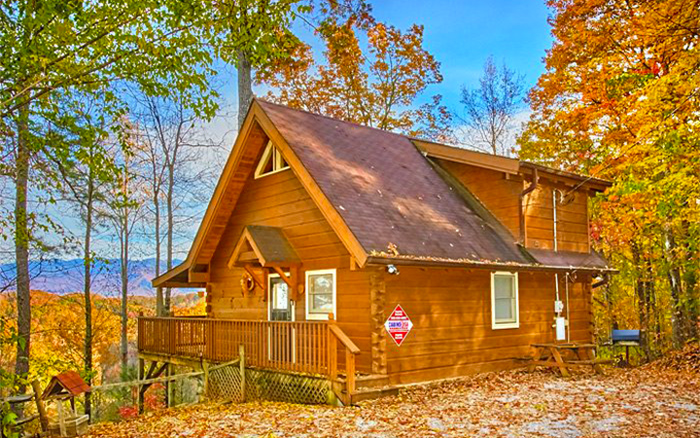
xmin=491 ymin=271 xmax=519 ymax=329
xmin=255 ymin=141 xmax=289 ymax=178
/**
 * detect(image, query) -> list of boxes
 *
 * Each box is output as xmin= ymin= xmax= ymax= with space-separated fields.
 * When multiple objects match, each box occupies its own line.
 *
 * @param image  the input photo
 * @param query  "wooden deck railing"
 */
xmin=137 ymin=317 xmax=359 ymax=392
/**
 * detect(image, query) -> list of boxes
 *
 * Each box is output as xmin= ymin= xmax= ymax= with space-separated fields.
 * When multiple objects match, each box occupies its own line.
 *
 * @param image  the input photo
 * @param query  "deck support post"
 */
xmin=239 ymin=344 xmax=246 ymax=402
xmin=345 ymin=349 xmax=356 ymax=395
xmin=137 ymin=358 xmax=145 ymax=414
xmin=202 ymin=361 xmax=209 ymax=400
xmin=166 ymin=363 xmax=174 ymax=408
xmin=327 ymin=316 xmax=338 ymax=382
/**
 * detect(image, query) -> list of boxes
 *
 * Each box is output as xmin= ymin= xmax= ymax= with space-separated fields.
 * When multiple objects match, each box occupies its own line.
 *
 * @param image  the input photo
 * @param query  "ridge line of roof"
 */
xmin=257 ymin=100 xmax=611 ymax=187
xmin=256 ymin=98 xmax=411 ymax=140
xmin=411 ymin=138 xmax=612 ymax=187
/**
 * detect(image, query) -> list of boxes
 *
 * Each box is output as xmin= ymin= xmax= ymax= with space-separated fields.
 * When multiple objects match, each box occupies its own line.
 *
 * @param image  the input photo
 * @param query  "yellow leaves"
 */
xmin=255 ymin=12 xmax=443 ymax=137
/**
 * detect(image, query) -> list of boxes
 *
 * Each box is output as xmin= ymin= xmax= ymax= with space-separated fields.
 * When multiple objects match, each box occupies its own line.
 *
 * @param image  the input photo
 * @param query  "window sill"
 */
xmin=306 ymin=313 xmax=330 ymax=321
xmin=492 ymin=322 xmax=520 ymax=330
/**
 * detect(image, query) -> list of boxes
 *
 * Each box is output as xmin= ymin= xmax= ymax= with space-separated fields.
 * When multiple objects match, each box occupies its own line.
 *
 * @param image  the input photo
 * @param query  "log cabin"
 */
xmin=138 ymin=99 xmax=614 ymax=405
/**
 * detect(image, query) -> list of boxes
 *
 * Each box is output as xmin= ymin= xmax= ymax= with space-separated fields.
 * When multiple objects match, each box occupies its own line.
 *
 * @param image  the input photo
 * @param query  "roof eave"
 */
xmin=365 ymin=255 xmax=617 ymax=274
xmin=151 ymin=262 xmax=206 ymax=288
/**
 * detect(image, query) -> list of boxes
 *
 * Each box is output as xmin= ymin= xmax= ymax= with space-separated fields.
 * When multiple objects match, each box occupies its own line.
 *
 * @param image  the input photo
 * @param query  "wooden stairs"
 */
xmin=334 ymin=373 xmax=400 ymax=405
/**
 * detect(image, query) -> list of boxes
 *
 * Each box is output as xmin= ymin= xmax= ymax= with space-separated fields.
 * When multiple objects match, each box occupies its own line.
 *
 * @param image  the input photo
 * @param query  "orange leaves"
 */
xmin=255 ymin=11 xmax=449 ymax=140
xmin=0 ymin=291 xmax=204 ymax=385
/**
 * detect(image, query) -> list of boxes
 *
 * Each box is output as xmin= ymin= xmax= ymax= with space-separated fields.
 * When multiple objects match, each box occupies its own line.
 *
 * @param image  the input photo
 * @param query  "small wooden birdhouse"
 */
xmin=41 ymin=371 xmax=91 ymax=437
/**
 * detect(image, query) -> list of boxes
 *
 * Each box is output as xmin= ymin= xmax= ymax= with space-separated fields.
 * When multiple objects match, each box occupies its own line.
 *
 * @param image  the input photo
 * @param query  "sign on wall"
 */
xmin=384 ymin=304 xmax=413 ymax=346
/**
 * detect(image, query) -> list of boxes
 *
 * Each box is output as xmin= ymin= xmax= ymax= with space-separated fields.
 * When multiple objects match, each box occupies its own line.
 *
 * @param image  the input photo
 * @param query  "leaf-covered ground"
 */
xmin=86 ymin=366 xmax=700 ymax=437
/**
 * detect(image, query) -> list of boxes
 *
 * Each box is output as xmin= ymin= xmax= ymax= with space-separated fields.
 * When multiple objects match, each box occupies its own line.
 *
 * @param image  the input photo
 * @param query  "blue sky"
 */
xmin=157 ymin=0 xmax=556 ymax=260
xmin=367 ymin=0 xmax=553 ymax=109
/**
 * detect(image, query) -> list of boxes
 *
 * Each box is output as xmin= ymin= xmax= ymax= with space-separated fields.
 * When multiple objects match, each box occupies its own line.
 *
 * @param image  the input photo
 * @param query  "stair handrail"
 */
xmin=327 ymin=314 xmax=359 ymax=397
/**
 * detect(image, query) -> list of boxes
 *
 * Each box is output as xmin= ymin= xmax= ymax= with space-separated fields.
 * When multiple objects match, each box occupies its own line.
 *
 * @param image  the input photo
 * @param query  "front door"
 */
xmin=268 ymin=275 xmax=295 ymax=363
xmin=269 ymin=276 xmax=292 ymax=321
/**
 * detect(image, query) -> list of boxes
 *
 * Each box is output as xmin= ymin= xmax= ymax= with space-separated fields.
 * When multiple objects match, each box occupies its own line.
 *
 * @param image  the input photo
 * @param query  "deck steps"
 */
xmin=355 ymin=374 xmax=392 ymax=390
xmin=334 ymin=373 xmax=399 ymax=404
xmin=350 ymin=386 xmax=400 ymax=404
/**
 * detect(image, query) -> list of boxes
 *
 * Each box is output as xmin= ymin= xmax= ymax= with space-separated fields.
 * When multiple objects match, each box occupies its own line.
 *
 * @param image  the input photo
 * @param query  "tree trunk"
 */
xmin=632 ymin=244 xmax=651 ymax=360
xmin=155 ymin=192 xmax=163 ymax=316
xmin=665 ymin=230 xmax=685 ymax=348
xmin=120 ymin=175 xmax=129 ymax=377
xmin=165 ymin=163 xmax=174 ymax=315
xmin=14 ymin=103 xmax=31 ymax=395
xmin=83 ymin=175 xmax=94 ymax=418
xmin=237 ymin=50 xmax=253 ymax=130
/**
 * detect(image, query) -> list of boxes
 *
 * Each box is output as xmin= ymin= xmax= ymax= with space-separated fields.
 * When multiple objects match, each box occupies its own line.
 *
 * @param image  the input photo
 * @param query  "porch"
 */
xmin=136 ymin=316 xmax=391 ymax=405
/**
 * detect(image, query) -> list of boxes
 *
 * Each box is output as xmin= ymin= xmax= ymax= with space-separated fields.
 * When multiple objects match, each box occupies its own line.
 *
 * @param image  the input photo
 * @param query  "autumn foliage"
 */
xmin=0 ymin=291 xmax=204 ymax=387
xmin=256 ymin=11 xmax=454 ymax=141
xmin=519 ymin=0 xmax=700 ymax=354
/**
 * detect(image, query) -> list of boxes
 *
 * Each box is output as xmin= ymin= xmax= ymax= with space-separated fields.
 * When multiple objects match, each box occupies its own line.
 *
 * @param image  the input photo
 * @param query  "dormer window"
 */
xmin=255 ymin=141 xmax=289 ymax=178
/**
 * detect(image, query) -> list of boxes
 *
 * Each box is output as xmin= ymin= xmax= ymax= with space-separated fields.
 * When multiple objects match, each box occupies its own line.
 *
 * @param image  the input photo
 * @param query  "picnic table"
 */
xmin=528 ymin=343 xmax=612 ymax=377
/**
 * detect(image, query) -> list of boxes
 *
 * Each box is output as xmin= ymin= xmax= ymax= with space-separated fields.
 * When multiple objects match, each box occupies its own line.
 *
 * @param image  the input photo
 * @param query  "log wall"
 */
xmin=437 ymin=160 xmax=591 ymax=253
xmin=382 ymin=267 xmax=593 ymax=385
xmin=206 ymin=167 xmax=373 ymax=372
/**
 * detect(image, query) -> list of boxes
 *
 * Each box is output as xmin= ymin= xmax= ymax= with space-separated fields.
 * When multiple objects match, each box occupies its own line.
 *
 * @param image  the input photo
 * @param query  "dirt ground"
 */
xmin=85 ymin=366 xmax=700 ymax=437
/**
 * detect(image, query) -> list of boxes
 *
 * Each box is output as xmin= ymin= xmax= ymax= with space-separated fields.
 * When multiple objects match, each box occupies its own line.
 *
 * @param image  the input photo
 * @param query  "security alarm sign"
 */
xmin=384 ymin=305 xmax=413 ymax=346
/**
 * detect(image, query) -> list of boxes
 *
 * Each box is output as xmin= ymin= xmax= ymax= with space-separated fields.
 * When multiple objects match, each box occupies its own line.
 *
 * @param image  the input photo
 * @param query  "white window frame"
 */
xmin=254 ymin=141 xmax=290 ymax=179
xmin=305 ymin=269 xmax=337 ymax=321
xmin=491 ymin=271 xmax=519 ymax=330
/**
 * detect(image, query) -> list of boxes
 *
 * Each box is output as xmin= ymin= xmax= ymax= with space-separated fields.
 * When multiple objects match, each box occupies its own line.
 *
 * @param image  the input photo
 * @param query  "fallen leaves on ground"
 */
xmin=645 ymin=342 xmax=700 ymax=374
xmin=85 ymin=366 xmax=700 ymax=437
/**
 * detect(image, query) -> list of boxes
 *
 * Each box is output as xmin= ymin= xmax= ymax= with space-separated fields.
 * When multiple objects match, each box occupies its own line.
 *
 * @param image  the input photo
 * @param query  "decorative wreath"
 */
xmin=240 ymin=273 xmax=255 ymax=296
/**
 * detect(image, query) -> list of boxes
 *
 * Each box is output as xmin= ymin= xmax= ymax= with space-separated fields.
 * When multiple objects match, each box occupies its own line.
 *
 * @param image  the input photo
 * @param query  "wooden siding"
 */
xmin=438 ymin=160 xmax=590 ymax=253
xmin=383 ymin=267 xmax=592 ymax=385
xmin=523 ymin=181 xmax=589 ymax=253
xmin=206 ymin=166 xmax=373 ymax=372
xmin=437 ymin=159 xmax=523 ymax=239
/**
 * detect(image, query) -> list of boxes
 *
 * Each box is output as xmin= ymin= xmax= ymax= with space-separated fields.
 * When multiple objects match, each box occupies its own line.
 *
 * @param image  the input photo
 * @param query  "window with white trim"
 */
xmin=254 ymin=141 xmax=289 ymax=178
xmin=305 ymin=269 xmax=336 ymax=320
xmin=491 ymin=271 xmax=519 ymax=329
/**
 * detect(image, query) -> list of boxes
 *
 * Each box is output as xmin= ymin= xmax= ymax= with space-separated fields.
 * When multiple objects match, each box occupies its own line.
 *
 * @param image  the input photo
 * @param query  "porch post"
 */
xmin=239 ymin=344 xmax=246 ymax=402
xmin=327 ymin=314 xmax=338 ymax=381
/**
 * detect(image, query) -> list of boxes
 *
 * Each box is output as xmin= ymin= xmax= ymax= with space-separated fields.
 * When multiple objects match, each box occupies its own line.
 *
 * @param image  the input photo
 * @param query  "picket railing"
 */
xmin=137 ymin=317 xmax=359 ymax=392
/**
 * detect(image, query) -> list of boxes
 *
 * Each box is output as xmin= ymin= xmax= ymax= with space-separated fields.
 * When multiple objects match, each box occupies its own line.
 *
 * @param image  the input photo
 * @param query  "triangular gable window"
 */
xmin=254 ymin=141 xmax=289 ymax=178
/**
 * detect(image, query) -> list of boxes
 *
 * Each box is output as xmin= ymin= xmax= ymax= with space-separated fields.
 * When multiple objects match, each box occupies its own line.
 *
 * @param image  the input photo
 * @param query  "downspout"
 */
xmin=553 ymin=189 xmax=559 ymax=253
xmin=518 ymin=168 xmax=538 ymax=245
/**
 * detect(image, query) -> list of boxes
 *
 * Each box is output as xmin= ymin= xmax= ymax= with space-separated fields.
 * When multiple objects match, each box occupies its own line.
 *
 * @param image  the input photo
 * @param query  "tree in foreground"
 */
xmin=0 ymin=0 xmax=218 ymax=414
xmin=519 ymin=0 xmax=700 ymax=354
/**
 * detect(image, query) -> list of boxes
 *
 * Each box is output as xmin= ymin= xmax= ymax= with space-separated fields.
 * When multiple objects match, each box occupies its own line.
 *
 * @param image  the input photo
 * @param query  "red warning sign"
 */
xmin=384 ymin=304 xmax=413 ymax=346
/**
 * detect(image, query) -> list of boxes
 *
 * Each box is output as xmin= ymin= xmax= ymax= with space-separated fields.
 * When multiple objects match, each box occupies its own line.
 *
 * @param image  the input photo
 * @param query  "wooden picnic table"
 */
xmin=528 ymin=343 xmax=611 ymax=377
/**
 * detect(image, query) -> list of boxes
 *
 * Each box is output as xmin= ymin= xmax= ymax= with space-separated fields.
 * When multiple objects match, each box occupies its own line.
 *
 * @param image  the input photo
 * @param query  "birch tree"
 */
xmin=458 ymin=56 xmax=525 ymax=156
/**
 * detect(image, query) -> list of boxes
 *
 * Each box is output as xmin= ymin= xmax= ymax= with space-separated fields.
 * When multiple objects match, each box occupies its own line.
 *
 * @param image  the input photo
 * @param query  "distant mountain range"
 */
xmin=0 ymin=258 xmax=186 ymax=296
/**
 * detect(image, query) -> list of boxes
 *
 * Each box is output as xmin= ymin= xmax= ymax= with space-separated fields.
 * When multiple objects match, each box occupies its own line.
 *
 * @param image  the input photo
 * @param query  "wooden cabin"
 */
xmin=139 ymin=100 xmax=613 ymax=404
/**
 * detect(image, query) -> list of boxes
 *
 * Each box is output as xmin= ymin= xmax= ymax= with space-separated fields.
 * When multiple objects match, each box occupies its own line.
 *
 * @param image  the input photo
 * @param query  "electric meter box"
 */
xmin=554 ymin=300 xmax=564 ymax=313
xmin=555 ymin=317 xmax=567 ymax=341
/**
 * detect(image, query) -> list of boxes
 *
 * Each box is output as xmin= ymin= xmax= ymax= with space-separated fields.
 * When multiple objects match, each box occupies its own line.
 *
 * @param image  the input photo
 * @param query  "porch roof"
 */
xmin=228 ymin=225 xmax=301 ymax=268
